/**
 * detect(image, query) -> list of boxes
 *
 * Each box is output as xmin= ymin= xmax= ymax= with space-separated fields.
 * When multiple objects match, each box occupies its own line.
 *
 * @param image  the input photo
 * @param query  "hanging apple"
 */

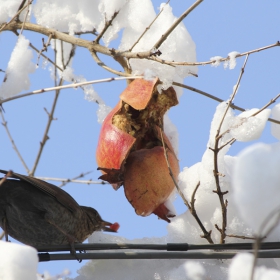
xmin=96 ymin=78 xmax=179 ymax=222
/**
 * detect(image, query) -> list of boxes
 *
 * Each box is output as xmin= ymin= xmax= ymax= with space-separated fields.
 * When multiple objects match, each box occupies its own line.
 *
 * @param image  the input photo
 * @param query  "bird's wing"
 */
xmin=0 ymin=169 xmax=79 ymax=213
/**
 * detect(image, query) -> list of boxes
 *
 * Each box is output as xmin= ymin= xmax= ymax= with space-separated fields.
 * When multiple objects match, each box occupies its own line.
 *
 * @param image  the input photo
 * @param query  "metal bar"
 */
xmin=38 ymin=250 xmax=280 ymax=262
xmin=36 ymin=242 xmax=280 ymax=253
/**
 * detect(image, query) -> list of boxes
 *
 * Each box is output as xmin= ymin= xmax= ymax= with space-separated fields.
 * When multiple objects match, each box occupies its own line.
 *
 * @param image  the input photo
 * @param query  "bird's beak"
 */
xmin=101 ymin=221 xmax=119 ymax=232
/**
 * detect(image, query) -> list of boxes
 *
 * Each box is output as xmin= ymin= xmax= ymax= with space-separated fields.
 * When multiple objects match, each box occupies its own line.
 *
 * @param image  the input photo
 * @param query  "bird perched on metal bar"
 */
xmin=0 ymin=169 xmax=119 ymax=261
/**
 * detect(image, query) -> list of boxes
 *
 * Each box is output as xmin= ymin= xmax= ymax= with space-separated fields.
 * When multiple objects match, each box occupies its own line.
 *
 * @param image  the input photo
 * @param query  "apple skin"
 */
xmin=96 ymin=78 xmax=179 ymax=222
xmin=123 ymin=146 xmax=179 ymax=222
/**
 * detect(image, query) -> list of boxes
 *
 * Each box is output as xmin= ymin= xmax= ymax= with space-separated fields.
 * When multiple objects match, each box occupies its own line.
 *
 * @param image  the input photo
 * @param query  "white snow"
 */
xmin=49 ymin=39 xmax=111 ymax=122
xmin=0 ymin=241 xmax=38 ymax=280
xmin=210 ymin=56 xmax=223 ymax=67
xmin=119 ymin=2 xmax=197 ymax=93
xmin=224 ymin=51 xmax=240 ymax=69
xmin=185 ymin=261 xmax=206 ymax=280
xmin=2 ymin=1 xmax=280 ymax=279
xmin=229 ymin=253 xmax=280 ymax=280
xmin=232 ymin=142 xmax=280 ymax=234
xmin=0 ymin=35 xmax=36 ymax=99
xmin=34 ymin=0 xmax=197 ymax=95
xmin=228 ymin=108 xmax=271 ymax=142
xmin=0 ymin=0 xmax=29 ymax=23
xmin=164 ymin=114 xmax=179 ymax=156
xmin=271 ymin=103 xmax=280 ymax=140
xmin=33 ymin=0 xmax=127 ymax=36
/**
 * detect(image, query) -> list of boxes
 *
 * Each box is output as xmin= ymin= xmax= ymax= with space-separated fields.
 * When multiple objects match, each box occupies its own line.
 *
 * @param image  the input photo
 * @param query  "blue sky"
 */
xmin=1 ymin=0 xmax=280 ymax=277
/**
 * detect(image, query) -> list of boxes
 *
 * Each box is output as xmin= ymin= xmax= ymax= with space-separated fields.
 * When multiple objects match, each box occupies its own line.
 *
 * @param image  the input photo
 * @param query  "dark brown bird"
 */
xmin=0 ymin=169 xmax=119 ymax=259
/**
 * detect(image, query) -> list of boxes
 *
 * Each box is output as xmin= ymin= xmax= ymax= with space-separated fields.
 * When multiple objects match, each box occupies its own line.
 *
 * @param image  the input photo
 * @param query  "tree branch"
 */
xmin=159 ymin=128 xmax=214 ymax=244
xmin=129 ymin=0 xmax=170 ymax=52
xmin=0 ymin=76 xmax=142 ymax=105
xmin=0 ymin=111 xmax=30 ymax=173
xmin=173 ymin=82 xmax=280 ymax=125
xmin=94 ymin=11 xmax=119 ymax=43
xmin=212 ymin=55 xmax=249 ymax=244
xmin=153 ymin=0 xmax=204 ymax=50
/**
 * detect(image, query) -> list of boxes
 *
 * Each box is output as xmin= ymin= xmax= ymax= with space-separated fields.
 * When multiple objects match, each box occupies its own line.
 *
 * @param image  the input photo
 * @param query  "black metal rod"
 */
xmin=36 ymin=242 xmax=280 ymax=253
xmin=38 ymin=250 xmax=280 ymax=262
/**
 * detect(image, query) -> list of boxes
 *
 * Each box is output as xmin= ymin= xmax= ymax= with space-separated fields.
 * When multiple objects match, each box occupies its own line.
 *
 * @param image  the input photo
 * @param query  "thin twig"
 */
xmin=36 ymin=33 xmax=53 ymax=66
xmin=95 ymin=11 xmax=119 ymax=43
xmin=190 ymin=182 xmax=214 ymax=243
xmin=2 ymin=21 xmax=279 ymax=64
xmin=74 ymin=30 xmax=97 ymax=36
xmin=226 ymin=234 xmax=256 ymax=240
xmin=30 ymin=43 xmax=79 ymax=175
xmin=34 ymin=177 xmax=107 ymax=186
xmin=251 ymin=93 xmax=280 ymax=117
xmin=0 ymin=111 xmax=30 ymax=173
xmin=159 ymin=128 xmax=214 ymax=243
xmin=57 ymin=170 xmax=93 ymax=188
xmin=30 ymin=79 xmax=62 ymax=176
xmin=216 ymin=91 xmax=280 ymax=150
xmin=0 ymin=76 xmax=142 ymax=105
xmin=153 ymin=0 xmax=203 ymax=50
xmin=173 ymin=82 xmax=280 ymax=125
xmin=19 ymin=0 xmax=32 ymax=35
xmin=251 ymin=206 xmax=280 ymax=280
xmin=12 ymin=29 xmax=63 ymax=72
xmin=212 ymin=55 xmax=249 ymax=244
xmin=90 ymin=50 xmax=131 ymax=77
xmin=149 ymin=41 xmax=280 ymax=66
xmin=129 ymin=0 xmax=170 ymax=52
xmin=0 ymin=2 xmax=30 ymax=33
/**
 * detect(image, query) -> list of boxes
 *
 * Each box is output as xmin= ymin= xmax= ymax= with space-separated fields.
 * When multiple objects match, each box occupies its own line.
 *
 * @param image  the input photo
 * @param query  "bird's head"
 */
xmin=82 ymin=206 xmax=120 ymax=232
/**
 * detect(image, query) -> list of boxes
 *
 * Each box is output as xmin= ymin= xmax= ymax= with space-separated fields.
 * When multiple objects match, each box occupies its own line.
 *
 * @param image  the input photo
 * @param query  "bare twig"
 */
xmin=173 ymin=82 xmax=280 ymax=125
xmin=36 ymin=33 xmax=53 ymax=66
xmin=159 ymin=128 xmax=214 ymax=243
xmin=30 ymin=42 xmax=75 ymax=175
xmin=216 ymin=91 xmax=280 ymax=151
xmin=3 ymin=22 xmax=278 ymax=64
xmin=95 ymin=11 xmax=119 ymax=43
xmin=0 ymin=2 xmax=30 ymax=33
xmin=30 ymin=78 xmax=62 ymax=176
xmin=0 ymin=111 xmax=30 ymax=173
xmin=226 ymin=234 xmax=256 ymax=240
xmin=19 ymin=0 xmax=32 ymax=35
xmin=129 ymin=0 xmax=170 ymax=52
xmin=251 ymin=93 xmax=280 ymax=117
xmin=251 ymin=206 xmax=280 ymax=280
xmin=34 ymin=177 xmax=108 ymax=186
xmin=74 ymin=30 xmax=97 ymax=36
xmin=0 ymin=76 xmax=142 ymax=105
xmin=12 ymin=29 xmax=63 ymax=71
xmin=153 ymin=0 xmax=203 ymax=50
xmin=190 ymin=182 xmax=214 ymax=243
xmin=149 ymin=41 xmax=280 ymax=66
xmin=2 ymin=21 xmax=279 ymax=78
xmin=211 ymin=55 xmax=249 ymax=244
xmin=90 ymin=50 xmax=131 ymax=77
xmin=57 ymin=170 xmax=93 ymax=188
